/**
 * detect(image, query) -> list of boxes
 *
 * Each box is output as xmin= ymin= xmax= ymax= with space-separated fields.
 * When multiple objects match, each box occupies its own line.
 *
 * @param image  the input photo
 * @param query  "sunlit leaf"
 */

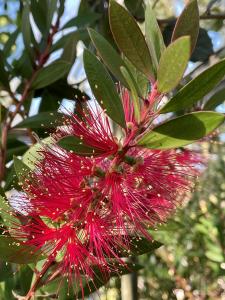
xmin=138 ymin=112 xmax=225 ymax=149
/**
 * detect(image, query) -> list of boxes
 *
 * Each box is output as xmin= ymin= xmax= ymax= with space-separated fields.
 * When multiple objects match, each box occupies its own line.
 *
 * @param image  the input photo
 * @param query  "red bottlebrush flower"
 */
xmin=9 ymin=88 xmax=203 ymax=298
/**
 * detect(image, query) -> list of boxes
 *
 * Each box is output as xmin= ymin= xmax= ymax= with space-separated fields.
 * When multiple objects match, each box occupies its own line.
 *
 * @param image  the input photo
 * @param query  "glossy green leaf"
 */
xmin=58 ymin=136 xmax=102 ymax=156
xmin=138 ymin=112 xmax=225 ymax=149
xmin=61 ymin=37 xmax=77 ymax=64
xmin=172 ymin=0 xmax=199 ymax=53
xmin=0 ymin=236 xmax=42 ymax=264
xmin=157 ymin=36 xmax=190 ymax=93
xmin=31 ymin=60 xmax=71 ymax=89
xmin=204 ymin=88 xmax=225 ymax=110
xmin=145 ymin=1 xmax=165 ymax=72
xmin=15 ymin=111 xmax=63 ymax=129
xmin=88 ymin=28 xmax=128 ymax=88
xmin=109 ymin=0 xmax=153 ymax=78
xmin=31 ymin=0 xmax=48 ymax=34
xmin=83 ymin=49 xmax=126 ymax=128
xmin=13 ymin=157 xmax=31 ymax=182
xmin=22 ymin=3 xmax=34 ymax=60
xmin=6 ymin=143 xmax=28 ymax=163
xmin=23 ymin=137 xmax=54 ymax=170
xmin=47 ymin=0 xmax=58 ymax=30
xmin=161 ymin=59 xmax=225 ymax=113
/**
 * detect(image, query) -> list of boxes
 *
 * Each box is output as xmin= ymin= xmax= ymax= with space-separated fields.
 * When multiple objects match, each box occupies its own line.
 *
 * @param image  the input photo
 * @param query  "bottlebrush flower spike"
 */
xmin=9 ymin=87 xmax=203 ymax=298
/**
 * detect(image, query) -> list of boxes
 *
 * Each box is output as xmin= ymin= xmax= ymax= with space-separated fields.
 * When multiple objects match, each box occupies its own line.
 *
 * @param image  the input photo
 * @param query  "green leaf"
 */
xmin=109 ymin=0 xmax=153 ymax=78
xmin=22 ymin=3 xmax=34 ymax=61
xmin=15 ymin=111 xmax=63 ymax=129
xmin=31 ymin=0 xmax=48 ymax=34
xmin=88 ymin=28 xmax=128 ymax=88
xmin=31 ymin=60 xmax=71 ymax=89
xmin=83 ymin=50 xmax=126 ymax=128
xmin=137 ymin=112 xmax=225 ymax=149
xmin=145 ymin=1 xmax=165 ymax=73
xmin=113 ymin=236 xmax=162 ymax=257
xmin=6 ymin=143 xmax=28 ymax=163
xmin=23 ymin=137 xmax=54 ymax=170
xmin=0 ymin=236 xmax=42 ymax=264
xmin=61 ymin=37 xmax=77 ymax=64
xmin=161 ymin=59 xmax=225 ymax=113
xmin=3 ymin=29 xmax=19 ymax=56
xmin=120 ymin=66 xmax=141 ymax=123
xmin=13 ymin=157 xmax=31 ymax=182
xmin=204 ymin=88 xmax=225 ymax=110
xmin=62 ymin=11 xmax=100 ymax=29
xmin=0 ymin=50 xmax=10 ymax=89
xmin=58 ymin=136 xmax=102 ymax=156
xmin=157 ymin=36 xmax=190 ymax=93
xmin=51 ymin=30 xmax=88 ymax=53
xmin=172 ymin=0 xmax=199 ymax=53
xmin=47 ymin=0 xmax=58 ymax=30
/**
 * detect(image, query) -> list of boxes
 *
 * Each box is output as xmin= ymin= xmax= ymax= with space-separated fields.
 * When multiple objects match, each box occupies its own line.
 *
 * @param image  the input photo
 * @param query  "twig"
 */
xmin=158 ymin=13 xmax=225 ymax=25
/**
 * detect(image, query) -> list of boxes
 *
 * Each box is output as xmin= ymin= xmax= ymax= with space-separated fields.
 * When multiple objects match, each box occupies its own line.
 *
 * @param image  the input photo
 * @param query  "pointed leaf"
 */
xmin=138 ymin=112 xmax=225 ymax=149
xmin=58 ymin=136 xmax=103 ymax=156
xmin=109 ymin=0 xmax=153 ymax=78
xmin=157 ymin=36 xmax=190 ymax=93
xmin=112 ymin=236 xmax=162 ymax=257
xmin=172 ymin=0 xmax=199 ymax=53
xmin=161 ymin=59 xmax=225 ymax=113
xmin=23 ymin=137 xmax=54 ymax=170
xmin=31 ymin=60 xmax=71 ymax=89
xmin=83 ymin=49 xmax=126 ymax=128
xmin=88 ymin=28 xmax=128 ymax=88
xmin=204 ymin=88 xmax=225 ymax=110
xmin=22 ymin=3 xmax=34 ymax=61
xmin=145 ymin=1 xmax=165 ymax=72
xmin=13 ymin=157 xmax=31 ymax=182
xmin=15 ymin=111 xmax=63 ymax=129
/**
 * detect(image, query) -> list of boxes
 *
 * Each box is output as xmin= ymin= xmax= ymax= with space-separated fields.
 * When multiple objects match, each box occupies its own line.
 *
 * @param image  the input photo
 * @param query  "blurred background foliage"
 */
xmin=0 ymin=0 xmax=225 ymax=299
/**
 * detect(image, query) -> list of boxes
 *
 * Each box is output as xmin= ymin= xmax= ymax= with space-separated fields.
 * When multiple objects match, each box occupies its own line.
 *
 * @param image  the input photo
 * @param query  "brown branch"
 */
xmin=158 ymin=13 xmax=225 ymax=25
